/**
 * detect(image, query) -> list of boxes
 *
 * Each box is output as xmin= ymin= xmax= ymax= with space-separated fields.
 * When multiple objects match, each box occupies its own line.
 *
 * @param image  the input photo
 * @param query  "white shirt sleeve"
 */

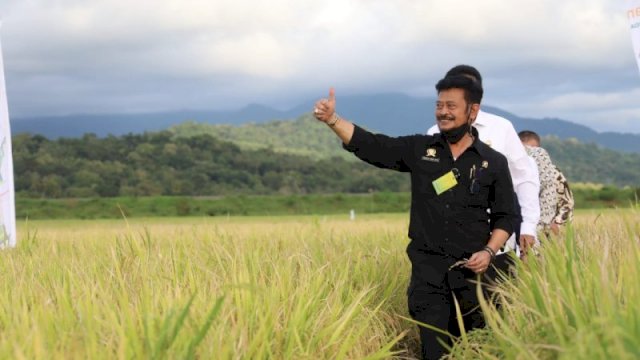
xmin=520 ymin=156 xmax=540 ymax=235
xmin=500 ymin=123 xmax=540 ymax=237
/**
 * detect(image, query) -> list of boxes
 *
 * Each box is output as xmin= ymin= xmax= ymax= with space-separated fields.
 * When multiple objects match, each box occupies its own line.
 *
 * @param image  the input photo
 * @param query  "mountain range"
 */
xmin=10 ymin=93 xmax=640 ymax=153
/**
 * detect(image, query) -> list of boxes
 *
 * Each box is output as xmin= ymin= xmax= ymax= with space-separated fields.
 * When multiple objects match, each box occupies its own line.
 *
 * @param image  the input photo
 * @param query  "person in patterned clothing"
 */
xmin=518 ymin=131 xmax=574 ymax=238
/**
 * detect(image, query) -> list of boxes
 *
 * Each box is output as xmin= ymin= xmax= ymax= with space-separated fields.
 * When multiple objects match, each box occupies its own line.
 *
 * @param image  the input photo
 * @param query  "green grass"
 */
xmin=16 ymin=193 xmax=412 ymax=220
xmin=16 ymin=189 xmax=639 ymax=220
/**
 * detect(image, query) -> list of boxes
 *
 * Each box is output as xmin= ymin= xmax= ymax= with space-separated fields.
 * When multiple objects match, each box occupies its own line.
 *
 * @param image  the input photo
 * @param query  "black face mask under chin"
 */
xmin=441 ymin=121 xmax=471 ymax=144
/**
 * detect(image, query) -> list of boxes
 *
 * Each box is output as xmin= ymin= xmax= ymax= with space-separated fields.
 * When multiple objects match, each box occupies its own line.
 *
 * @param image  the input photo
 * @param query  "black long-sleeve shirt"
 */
xmin=343 ymin=125 xmax=519 ymax=259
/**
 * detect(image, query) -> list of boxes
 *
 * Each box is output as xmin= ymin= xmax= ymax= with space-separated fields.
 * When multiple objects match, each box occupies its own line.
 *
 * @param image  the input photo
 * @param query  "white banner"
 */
xmin=629 ymin=0 xmax=640 ymax=74
xmin=0 ymin=28 xmax=17 ymax=248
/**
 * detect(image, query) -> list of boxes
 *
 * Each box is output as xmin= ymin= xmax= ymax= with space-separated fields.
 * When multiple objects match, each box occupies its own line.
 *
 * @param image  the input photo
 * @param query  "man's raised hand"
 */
xmin=313 ymin=87 xmax=336 ymax=123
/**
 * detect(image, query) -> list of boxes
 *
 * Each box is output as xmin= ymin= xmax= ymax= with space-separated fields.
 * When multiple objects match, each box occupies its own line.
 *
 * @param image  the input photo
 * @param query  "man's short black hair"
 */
xmin=445 ymin=64 xmax=483 ymax=87
xmin=518 ymin=130 xmax=541 ymax=145
xmin=435 ymin=75 xmax=483 ymax=105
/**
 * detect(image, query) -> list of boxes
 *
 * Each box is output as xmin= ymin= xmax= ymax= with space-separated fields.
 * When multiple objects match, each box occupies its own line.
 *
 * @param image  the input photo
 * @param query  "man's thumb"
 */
xmin=329 ymin=87 xmax=335 ymax=101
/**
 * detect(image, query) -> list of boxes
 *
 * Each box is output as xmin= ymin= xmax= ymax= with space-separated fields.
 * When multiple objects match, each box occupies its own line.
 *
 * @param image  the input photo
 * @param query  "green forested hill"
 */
xmin=170 ymin=116 xmax=640 ymax=187
xmin=538 ymin=137 xmax=640 ymax=186
xmin=12 ymin=116 xmax=640 ymax=200
xmin=12 ymin=131 xmax=409 ymax=198
xmin=169 ymin=115 xmax=354 ymax=161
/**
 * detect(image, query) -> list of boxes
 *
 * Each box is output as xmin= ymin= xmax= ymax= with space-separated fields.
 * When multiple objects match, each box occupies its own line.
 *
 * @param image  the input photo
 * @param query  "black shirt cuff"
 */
xmin=342 ymin=125 xmax=367 ymax=152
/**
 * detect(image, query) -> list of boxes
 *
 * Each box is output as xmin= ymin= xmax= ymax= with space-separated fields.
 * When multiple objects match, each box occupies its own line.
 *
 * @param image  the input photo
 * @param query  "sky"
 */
xmin=1 ymin=0 xmax=639 ymax=133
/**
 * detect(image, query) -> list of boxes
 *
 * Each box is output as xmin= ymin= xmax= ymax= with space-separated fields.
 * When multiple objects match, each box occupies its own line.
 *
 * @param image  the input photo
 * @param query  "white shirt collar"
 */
xmin=473 ymin=109 xmax=488 ymax=127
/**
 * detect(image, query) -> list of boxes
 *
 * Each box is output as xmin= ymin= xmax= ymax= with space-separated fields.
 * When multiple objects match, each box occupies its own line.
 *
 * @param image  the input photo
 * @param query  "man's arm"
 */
xmin=314 ymin=88 xmax=355 ymax=145
xmin=517 ymin=156 xmax=540 ymax=253
xmin=314 ymin=88 xmax=412 ymax=171
xmin=488 ymin=154 xmax=519 ymax=238
xmin=466 ymin=229 xmax=510 ymax=274
xmin=501 ymin=124 xmax=540 ymax=252
xmin=466 ymin=154 xmax=518 ymax=274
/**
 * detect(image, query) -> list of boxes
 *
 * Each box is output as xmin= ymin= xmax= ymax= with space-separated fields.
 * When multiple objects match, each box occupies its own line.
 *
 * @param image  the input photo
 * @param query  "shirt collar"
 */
xmin=473 ymin=110 xmax=488 ymax=127
xmin=428 ymin=126 xmax=491 ymax=158
xmin=471 ymin=129 xmax=494 ymax=159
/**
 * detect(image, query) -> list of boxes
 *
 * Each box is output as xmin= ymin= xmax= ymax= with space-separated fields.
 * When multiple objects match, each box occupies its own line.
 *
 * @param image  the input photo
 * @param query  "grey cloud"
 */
xmin=0 ymin=0 xmax=639 ymax=133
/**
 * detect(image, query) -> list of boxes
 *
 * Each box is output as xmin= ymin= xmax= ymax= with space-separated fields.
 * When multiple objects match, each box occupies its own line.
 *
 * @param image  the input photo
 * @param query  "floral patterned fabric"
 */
xmin=553 ymin=166 xmax=574 ymax=225
xmin=524 ymin=146 xmax=574 ymax=232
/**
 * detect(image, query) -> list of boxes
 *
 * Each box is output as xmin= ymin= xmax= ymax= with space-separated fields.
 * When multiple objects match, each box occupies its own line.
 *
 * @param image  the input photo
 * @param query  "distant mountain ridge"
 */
xmin=10 ymin=93 xmax=640 ymax=153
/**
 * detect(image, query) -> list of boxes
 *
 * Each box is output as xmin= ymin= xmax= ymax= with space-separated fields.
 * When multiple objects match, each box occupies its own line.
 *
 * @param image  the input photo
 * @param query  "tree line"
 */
xmin=168 ymin=116 xmax=640 ymax=188
xmin=12 ymin=132 xmax=410 ymax=198
xmin=13 ymin=123 xmax=640 ymax=199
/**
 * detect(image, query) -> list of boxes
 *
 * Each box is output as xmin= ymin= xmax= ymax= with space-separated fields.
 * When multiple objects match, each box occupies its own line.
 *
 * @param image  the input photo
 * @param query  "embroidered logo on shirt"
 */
xmin=421 ymin=148 xmax=440 ymax=162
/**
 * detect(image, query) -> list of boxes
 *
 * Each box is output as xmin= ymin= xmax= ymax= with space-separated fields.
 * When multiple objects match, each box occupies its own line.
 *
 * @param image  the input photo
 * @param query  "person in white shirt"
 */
xmin=427 ymin=65 xmax=540 ymax=256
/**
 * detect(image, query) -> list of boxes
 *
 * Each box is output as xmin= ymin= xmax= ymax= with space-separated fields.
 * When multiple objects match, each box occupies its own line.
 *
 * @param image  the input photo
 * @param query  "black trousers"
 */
xmin=513 ymin=194 xmax=522 ymax=245
xmin=407 ymin=248 xmax=514 ymax=360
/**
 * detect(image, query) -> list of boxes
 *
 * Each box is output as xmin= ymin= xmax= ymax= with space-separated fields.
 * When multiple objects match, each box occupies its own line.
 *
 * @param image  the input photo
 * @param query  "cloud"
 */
xmin=0 ymin=0 xmax=638 ymax=133
xmin=537 ymin=90 xmax=640 ymax=111
xmin=4 ymin=0 xmax=631 ymax=75
xmin=505 ymin=87 xmax=640 ymax=132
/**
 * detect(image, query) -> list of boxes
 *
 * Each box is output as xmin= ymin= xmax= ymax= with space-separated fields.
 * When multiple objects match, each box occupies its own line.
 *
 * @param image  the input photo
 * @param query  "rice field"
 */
xmin=449 ymin=208 xmax=640 ymax=359
xmin=1 ymin=208 xmax=638 ymax=359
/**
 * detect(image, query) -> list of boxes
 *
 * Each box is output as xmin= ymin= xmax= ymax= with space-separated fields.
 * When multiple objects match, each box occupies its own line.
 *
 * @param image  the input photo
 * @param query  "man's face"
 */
xmin=522 ymin=139 xmax=540 ymax=147
xmin=435 ymin=88 xmax=478 ymax=132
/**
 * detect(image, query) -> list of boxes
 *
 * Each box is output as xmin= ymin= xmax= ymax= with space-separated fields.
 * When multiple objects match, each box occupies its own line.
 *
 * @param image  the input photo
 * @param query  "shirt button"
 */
xmin=445 ymin=204 xmax=450 ymax=209
xmin=444 ymin=238 xmax=449 ymax=242
xmin=445 ymin=220 xmax=449 ymax=225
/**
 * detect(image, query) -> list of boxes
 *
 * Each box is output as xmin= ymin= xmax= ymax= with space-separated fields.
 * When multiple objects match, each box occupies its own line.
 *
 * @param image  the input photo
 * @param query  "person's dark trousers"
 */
xmin=513 ymin=194 xmax=522 ymax=246
xmin=445 ymin=268 xmax=488 ymax=338
xmin=490 ymin=251 xmax=517 ymax=281
xmin=409 ymin=284 xmax=450 ymax=360
xmin=407 ymin=246 xmax=490 ymax=360
xmin=407 ymin=249 xmax=450 ymax=360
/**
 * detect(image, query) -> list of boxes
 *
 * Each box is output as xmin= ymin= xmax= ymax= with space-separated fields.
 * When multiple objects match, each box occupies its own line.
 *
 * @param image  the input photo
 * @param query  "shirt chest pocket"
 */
xmin=413 ymin=161 xmax=444 ymax=199
xmin=467 ymin=176 xmax=492 ymax=208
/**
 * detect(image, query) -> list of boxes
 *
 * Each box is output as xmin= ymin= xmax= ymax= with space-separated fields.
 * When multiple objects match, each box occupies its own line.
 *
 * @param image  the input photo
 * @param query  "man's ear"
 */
xmin=470 ymin=103 xmax=481 ymax=123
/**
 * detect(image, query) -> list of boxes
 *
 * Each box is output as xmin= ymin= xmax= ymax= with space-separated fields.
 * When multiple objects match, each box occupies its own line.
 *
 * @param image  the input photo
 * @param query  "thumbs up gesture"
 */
xmin=313 ymin=88 xmax=336 ymax=124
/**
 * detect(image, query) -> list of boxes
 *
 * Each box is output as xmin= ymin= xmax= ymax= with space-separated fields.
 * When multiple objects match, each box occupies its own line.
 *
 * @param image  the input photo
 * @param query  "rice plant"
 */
xmin=449 ymin=209 xmax=640 ymax=359
xmin=0 ymin=215 xmax=413 ymax=359
xmin=2 ymin=209 xmax=637 ymax=359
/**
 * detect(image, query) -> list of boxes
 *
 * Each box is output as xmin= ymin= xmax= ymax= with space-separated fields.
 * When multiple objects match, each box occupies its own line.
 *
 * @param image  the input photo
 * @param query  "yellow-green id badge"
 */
xmin=432 ymin=171 xmax=458 ymax=195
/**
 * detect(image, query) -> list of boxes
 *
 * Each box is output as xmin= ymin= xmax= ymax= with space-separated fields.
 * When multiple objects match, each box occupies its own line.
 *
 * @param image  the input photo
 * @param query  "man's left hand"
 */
xmin=519 ymin=234 xmax=536 ymax=256
xmin=466 ymin=250 xmax=492 ymax=274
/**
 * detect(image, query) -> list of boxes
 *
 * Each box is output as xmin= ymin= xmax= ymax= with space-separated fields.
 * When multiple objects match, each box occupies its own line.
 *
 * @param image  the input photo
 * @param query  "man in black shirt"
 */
xmin=312 ymin=75 xmax=519 ymax=359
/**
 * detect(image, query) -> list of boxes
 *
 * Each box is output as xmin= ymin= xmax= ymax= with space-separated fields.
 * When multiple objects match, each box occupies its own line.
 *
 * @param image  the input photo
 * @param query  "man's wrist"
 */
xmin=327 ymin=113 xmax=340 ymax=127
xmin=482 ymin=246 xmax=496 ymax=262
